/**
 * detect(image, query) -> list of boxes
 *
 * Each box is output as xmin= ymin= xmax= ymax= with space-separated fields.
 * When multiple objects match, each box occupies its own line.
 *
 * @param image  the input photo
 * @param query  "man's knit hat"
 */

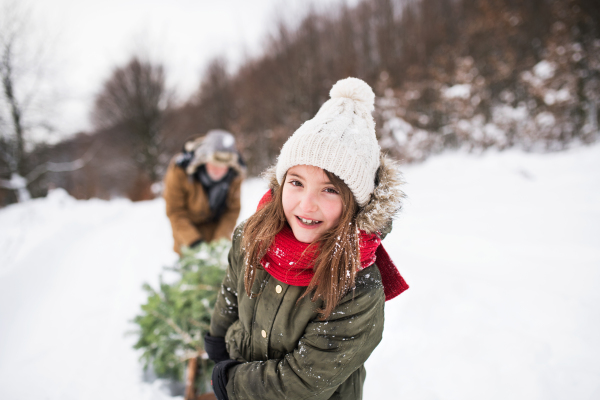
xmin=185 ymin=130 xmax=240 ymax=175
xmin=276 ymin=77 xmax=380 ymax=206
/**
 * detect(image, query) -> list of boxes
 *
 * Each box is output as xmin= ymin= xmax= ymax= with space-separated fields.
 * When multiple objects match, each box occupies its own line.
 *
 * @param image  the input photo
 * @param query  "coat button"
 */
xmin=261 ymin=330 xmax=267 ymax=338
xmin=275 ymin=285 xmax=282 ymax=294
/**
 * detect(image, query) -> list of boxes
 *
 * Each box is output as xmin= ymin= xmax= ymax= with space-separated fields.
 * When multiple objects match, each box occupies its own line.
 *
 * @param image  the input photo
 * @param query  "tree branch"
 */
xmin=149 ymin=309 xmax=207 ymax=357
xmin=26 ymin=143 xmax=99 ymax=183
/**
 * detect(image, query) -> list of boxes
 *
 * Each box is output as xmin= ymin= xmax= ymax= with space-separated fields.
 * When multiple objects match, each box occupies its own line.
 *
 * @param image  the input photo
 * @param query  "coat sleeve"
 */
xmin=163 ymin=162 xmax=203 ymax=247
xmin=226 ymin=277 xmax=385 ymax=400
xmin=210 ymin=226 xmax=243 ymax=338
xmin=212 ymin=175 xmax=242 ymax=241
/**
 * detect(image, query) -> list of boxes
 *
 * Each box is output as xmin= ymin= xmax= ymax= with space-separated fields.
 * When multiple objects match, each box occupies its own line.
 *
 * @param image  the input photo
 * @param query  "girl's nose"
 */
xmin=299 ymin=191 xmax=318 ymax=213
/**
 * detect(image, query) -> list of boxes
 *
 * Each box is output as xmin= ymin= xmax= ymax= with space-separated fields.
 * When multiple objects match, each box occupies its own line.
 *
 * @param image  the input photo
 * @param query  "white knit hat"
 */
xmin=276 ymin=77 xmax=381 ymax=206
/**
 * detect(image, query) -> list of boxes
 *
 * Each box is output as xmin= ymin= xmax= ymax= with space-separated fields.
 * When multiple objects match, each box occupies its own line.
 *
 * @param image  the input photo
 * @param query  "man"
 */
xmin=164 ymin=130 xmax=244 ymax=255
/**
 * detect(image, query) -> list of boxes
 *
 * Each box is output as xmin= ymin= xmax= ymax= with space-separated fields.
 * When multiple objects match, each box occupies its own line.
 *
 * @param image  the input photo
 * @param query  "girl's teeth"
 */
xmin=300 ymin=217 xmax=320 ymax=225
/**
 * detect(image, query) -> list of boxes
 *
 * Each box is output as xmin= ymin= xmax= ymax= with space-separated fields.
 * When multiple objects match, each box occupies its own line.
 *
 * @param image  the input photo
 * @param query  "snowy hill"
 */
xmin=1 ymin=145 xmax=599 ymax=399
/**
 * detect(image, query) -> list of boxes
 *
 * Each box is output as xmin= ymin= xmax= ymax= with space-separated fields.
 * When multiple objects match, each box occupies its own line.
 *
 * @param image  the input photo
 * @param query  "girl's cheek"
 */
xmin=284 ymin=215 xmax=295 ymax=227
xmin=322 ymin=202 xmax=343 ymax=221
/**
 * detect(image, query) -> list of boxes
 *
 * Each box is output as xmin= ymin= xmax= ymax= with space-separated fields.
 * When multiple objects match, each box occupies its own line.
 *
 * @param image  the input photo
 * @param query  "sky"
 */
xmin=4 ymin=0 xmax=352 ymax=142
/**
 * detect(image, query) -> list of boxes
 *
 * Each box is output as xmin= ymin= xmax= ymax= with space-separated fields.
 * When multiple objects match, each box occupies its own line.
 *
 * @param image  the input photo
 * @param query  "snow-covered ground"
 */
xmin=1 ymin=145 xmax=599 ymax=399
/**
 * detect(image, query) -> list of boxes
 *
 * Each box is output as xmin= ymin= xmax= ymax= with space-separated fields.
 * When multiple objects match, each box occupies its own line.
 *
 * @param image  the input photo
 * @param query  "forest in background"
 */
xmin=1 ymin=0 xmax=599 ymax=205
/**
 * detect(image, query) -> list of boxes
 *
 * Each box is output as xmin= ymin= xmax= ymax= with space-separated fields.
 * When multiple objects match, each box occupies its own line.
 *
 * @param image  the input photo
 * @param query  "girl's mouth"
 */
xmin=296 ymin=216 xmax=322 ymax=226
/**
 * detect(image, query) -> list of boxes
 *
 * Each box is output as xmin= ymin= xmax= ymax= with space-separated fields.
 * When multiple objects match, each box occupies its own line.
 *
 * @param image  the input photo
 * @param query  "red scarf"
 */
xmin=256 ymin=191 xmax=408 ymax=301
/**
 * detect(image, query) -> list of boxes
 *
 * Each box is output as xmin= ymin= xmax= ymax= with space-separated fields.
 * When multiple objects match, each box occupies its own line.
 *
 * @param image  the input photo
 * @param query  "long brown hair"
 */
xmin=242 ymin=170 xmax=361 ymax=319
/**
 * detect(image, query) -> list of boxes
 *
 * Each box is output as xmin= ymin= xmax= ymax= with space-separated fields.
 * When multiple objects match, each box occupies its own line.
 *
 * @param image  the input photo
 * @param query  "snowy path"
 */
xmin=0 ymin=146 xmax=599 ymax=399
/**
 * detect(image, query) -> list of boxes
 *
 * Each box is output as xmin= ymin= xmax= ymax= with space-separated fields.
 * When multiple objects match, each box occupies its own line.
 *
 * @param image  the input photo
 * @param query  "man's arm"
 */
xmin=164 ymin=162 xmax=203 ymax=247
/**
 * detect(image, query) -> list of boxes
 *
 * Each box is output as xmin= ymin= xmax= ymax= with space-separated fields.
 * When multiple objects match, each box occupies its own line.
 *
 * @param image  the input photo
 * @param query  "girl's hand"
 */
xmin=204 ymin=333 xmax=230 ymax=363
xmin=212 ymin=359 xmax=241 ymax=400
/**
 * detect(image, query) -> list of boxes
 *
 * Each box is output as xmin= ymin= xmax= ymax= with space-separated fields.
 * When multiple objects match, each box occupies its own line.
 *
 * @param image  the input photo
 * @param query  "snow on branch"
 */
xmin=25 ymin=143 xmax=99 ymax=183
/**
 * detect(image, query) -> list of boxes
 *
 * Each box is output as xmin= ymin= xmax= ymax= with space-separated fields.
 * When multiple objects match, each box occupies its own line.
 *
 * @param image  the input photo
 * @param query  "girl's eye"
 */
xmin=289 ymin=180 xmax=303 ymax=187
xmin=324 ymin=187 xmax=339 ymax=194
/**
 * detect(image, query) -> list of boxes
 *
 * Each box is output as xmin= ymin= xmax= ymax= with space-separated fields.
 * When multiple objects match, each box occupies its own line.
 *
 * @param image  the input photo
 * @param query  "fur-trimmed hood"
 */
xmin=263 ymin=155 xmax=404 ymax=234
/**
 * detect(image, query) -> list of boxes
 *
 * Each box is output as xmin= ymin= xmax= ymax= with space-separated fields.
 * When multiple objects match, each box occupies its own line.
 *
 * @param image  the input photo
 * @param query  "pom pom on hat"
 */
xmin=330 ymin=77 xmax=375 ymax=111
xmin=276 ymin=77 xmax=381 ymax=206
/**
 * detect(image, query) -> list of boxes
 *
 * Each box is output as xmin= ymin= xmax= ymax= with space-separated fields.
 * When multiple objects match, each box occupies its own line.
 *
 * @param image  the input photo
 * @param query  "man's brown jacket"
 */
xmin=163 ymin=160 xmax=242 ymax=254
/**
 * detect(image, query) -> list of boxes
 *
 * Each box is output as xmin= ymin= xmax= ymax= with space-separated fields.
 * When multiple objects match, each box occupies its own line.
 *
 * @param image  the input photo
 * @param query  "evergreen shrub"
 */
xmin=132 ymin=239 xmax=230 ymax=392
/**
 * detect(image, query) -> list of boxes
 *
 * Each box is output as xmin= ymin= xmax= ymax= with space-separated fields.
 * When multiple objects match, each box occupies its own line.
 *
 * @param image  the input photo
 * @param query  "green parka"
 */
xmin=210 ymin=156 xmax=404 ymax=400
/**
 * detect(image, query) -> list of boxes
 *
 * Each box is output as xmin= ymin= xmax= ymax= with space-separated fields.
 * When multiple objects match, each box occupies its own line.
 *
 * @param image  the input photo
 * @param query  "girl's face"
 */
xmin=282 ymin=165 xmax=343 ymax=243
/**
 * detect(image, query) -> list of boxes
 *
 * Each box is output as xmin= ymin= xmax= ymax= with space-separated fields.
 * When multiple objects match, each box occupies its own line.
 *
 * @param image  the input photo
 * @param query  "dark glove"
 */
xmin=212 ymin=359 xmax=241 ymax=400
xmin=204 ymin=333 xmax=230 ymax=363
xmin=190 ymin=239 xmax=204 ymax=248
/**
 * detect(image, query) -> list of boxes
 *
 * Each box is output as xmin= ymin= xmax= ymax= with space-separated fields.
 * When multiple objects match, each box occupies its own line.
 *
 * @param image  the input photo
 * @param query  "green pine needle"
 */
xmin=131 ymin=239 xmax=230 ymax=390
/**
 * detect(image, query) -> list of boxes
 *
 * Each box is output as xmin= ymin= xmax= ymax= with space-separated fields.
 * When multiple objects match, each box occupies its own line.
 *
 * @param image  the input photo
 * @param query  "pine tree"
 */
xmin=132 ymin=239 xmax=230 ymax=394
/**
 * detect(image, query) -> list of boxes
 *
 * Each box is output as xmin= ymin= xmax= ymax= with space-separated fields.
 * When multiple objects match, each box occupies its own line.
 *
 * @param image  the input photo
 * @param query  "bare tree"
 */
xmin=0 ymin=3 xmax=30 ymax=186
xmin=91 ymin=56 xmax=172 ymax=183
xmin=194 ymin=57 xmax=234 ymax=131
xmin=0 ymin=1 xmax=84 ymax=204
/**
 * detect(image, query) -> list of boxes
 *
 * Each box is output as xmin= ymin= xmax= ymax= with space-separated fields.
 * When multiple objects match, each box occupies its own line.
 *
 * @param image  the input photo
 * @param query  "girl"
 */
xmin=204 ymin=77 xmax=408 ymax=400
